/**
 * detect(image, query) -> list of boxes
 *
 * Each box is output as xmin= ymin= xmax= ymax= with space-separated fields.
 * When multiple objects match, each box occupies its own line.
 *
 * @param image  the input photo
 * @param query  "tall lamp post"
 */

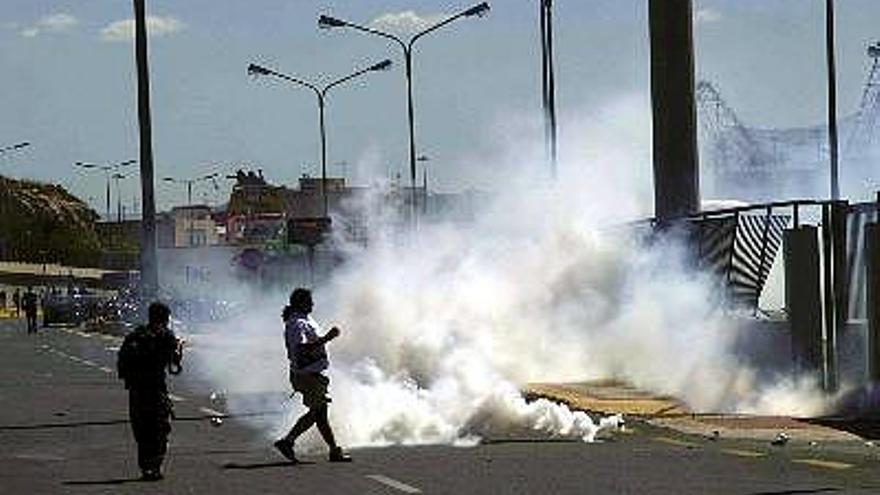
xmin=417 ymin=154 xmax=430 ymax=214
xmin=540 ymin=0 xmax=557 ymax=179
xmin=74 ymin=159 xmax=136 ymax=220
xmin=111 ymin=172 xmax=129 ymax=222
xmin=318 ymin=2 xmax=490 ymax=224
xmin=162 ymin=173 xmax=220 ymax=206
xmin=825 ymin=0 xmax=840 ymax=200
xmin=248 ymin=60 xmax=392 ymax=218
xmin=163 ymin=173 xmax=219 ymax=247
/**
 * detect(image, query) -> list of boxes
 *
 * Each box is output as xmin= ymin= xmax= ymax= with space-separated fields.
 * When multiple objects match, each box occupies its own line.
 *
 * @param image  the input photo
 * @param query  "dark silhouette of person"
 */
xmin=12 ymin=288 xmax=21 ymax=317
xmin=117 ymin=302 xmax=183 ymax=481
xmin=22 ymin=287 xmax=38 ymax=334
xmin=274 ymin=288 xmax=351 ymax=463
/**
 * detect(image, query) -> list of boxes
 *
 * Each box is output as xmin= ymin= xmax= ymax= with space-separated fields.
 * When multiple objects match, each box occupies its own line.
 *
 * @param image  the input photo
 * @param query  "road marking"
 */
xmin=99 ymin=366 xmax=114 ymax=374
xmin=81 ymin=359 xmax=96 ymax=367
xmin=76 ymin=331 xmax=91 ymax=338
xmin=721 ymin=448 xmax=766 ymax=458
xmin=365 ymin=475 xmax=422 ymax=494
xmin=199 ymin=407 xmax=225 ymax=417
xmin=793 ymin=459 xmax=854 ymax=470
xmin=654 ymin=436 xmax=699 ymax=448
xmin=169 ymin=394 xmax=186 ymax=402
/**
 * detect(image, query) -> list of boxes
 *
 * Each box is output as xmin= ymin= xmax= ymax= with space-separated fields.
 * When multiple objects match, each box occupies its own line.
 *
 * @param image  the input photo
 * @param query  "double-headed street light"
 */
xmin=248 ymin=59 xmax=393 ymax=218
xmin=319 ymin=2 xmax=490 ymax=223
xmin=74 ymin=159 xmax=137 ymax=220
xmin=162 ymin=173 xmax=220 ymax=206
xmin=0 ymin=142 xmax=30 ymax=154
xmin=163 ymin=173 xmax=220 ymax=247
xmin=111 ymin=172 xmax=130 ymax=222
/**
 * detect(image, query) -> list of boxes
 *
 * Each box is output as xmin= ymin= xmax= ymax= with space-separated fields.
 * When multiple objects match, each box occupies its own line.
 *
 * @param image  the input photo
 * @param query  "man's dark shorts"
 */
xmin=290 ymin=371 xmax=330 ymax=409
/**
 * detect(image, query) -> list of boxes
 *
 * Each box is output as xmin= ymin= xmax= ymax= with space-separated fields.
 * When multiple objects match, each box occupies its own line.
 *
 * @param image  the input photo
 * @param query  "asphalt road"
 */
xmin=3 ymin=319 xmax=880 ymax=494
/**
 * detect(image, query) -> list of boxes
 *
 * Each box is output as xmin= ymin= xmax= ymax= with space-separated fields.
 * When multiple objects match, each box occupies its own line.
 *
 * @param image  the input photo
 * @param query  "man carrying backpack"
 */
xmin=117 ymin=302 xmax=183 ymax=481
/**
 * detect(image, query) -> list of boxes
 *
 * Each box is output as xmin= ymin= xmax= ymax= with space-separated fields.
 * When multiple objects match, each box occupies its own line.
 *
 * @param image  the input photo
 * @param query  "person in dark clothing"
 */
xmin=117 ymin=302 xmax=183 ymax=481
xmin=22 ymin=287 xmax=38 ymax=334
xmin=273 ymin=288 xmax=351 ymax=463
xmin=12 ymin=288 xmax=20 ymax=317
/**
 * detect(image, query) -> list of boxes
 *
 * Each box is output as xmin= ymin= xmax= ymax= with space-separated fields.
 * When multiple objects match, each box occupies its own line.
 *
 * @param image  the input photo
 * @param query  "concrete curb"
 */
xmin=524 ymin=381 xmax=868 ymax=444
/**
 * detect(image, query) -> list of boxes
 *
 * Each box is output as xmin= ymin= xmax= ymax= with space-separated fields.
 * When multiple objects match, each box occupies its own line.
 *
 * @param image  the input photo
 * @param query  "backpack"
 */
xmin=117 ymin=326 xmax=178 ymax=388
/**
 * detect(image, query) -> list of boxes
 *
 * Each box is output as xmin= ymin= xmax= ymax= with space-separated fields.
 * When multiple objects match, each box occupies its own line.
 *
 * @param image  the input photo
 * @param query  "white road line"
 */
xmin=99 ymin=367 xmax=114 ymax=374
xmin=365 ymin=475 xmax=422 ymax=494
xmin=168 ymin=394 xmax=186 ymax=402
xmin=199 ymin=407 xmax=225 ymax=417
xmin=81 ymin=359 xmax=96 ymax=367
xmin=75 ymin=331 xmax=91 ymax=338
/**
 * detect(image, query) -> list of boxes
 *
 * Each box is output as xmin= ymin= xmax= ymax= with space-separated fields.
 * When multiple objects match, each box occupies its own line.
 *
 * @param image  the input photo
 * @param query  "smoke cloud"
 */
xmin=184 ymin=95 xmax=831 ymax=450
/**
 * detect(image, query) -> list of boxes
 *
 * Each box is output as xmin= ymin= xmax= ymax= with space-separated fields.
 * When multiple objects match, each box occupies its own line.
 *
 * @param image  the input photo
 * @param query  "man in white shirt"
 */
xmin=274 ymin=287 xmax=352 ymax=463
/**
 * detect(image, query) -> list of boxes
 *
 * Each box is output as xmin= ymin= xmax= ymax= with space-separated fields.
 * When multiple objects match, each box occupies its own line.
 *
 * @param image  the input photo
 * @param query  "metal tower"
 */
xmin=844 ymin=41 xmax=880 ymax=160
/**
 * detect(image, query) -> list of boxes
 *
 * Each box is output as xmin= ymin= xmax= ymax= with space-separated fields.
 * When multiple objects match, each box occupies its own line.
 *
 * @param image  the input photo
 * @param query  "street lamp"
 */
xmin=0 ymin=142 xmax=30 ymax=154
xmin=319 ymin=2 xmax=490 ymax=223
xmin=111 ymin=172 xmax=129 ymax=222
xmin=248 ymin=59 xmax=393 ymax=218
xmin=162 ymin=173 xmax=220 ymax=206
xmin=163 ymin=173 xmax=220 ymax=247
xmin=74 ymin=159 xmax=136 ymax=221
xmin=417 ymin=154 xmax=431 ymax=215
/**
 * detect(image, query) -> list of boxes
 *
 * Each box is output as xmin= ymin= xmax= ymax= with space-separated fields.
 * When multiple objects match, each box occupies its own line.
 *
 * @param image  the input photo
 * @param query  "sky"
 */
xmin=1 ymin=0 xmax=880 ymax=213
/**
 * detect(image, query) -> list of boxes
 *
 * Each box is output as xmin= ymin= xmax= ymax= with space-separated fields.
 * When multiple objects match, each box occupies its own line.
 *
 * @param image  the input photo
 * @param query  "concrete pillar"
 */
xmin=649 ymin=0 xmax=700 ymax=222
xmin=821 ymin=201 xmax=847 ymax=391
xmin=785 ymin=226 xmax=823 ymax=380
xmin=867 ymin=223 xmax=880 ymax=381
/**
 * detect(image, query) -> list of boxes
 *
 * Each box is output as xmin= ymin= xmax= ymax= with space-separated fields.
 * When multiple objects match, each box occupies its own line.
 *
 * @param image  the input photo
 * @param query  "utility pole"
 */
xmin=134 ymin=0 xmax=158 ymax=301
xmin=540 ymin=0 xmax=558 ymax=180
xmin=826 ymin=0 xmax=841 ymax=200
xmin=649 ymin=0 xmax=700 ymax=222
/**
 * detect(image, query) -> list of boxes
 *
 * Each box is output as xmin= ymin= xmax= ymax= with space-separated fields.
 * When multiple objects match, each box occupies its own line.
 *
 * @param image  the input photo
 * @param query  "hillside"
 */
xmin=0 ymin=176 xmax=101 ymax=266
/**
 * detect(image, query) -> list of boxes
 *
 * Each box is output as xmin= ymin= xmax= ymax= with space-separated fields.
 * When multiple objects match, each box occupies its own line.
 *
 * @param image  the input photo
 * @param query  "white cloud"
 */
xmin=39 ymin=13 xmax=78 ymax=31
xmin=100 ymin=15 xmax=185 ymax=42
xmin=18 ymin=12 xmax=78 ymax=38
xmin=370 ymin=11 xmax=445 ymax=34
xmin=695 ymin=8 xmax=722 ymax=25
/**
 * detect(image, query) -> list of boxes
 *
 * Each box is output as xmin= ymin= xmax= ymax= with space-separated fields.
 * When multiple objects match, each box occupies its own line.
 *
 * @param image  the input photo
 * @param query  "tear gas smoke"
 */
xmin=186 ymin=97 xmax=833 ymax=449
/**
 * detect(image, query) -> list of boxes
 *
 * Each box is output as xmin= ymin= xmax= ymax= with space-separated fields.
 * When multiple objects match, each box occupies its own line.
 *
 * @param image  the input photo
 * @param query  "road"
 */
xmin=3 ymin=319 xmax=880 ymax=494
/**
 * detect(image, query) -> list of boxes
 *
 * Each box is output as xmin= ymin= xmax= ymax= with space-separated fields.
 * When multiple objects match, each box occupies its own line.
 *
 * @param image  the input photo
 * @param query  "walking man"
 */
xmin=13 ymin=288 xmax=21 ymax=318
xmin=274 ymin=288 xmax=351 ymax=463
xmin=22 ymin=287 xmax=38 ymax=334
xmin=117 ymin=302 xmax=183 ymax=481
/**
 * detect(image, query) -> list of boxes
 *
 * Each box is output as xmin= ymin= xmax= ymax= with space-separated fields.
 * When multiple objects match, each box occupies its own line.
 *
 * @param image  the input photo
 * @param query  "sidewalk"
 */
xmin=524 ymin=380 xmax=868 ymax=444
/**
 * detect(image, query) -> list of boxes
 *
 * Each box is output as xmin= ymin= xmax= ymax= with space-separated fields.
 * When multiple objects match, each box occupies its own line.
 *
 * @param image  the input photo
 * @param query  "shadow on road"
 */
xmin=222 ymin=460 xmax=313 ymax=470
xmin=62 ymin=477 xmax=144 ymax=486
xmin=0 ymin=419 xmax=129 ymax=431
xmin=747 ymin=488 xmax=840 ymax=495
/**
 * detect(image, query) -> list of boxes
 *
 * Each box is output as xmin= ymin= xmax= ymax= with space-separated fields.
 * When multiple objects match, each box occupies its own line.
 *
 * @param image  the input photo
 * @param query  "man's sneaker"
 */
xmin=273 ymin=439 xmax=298 ymax=463
xmin=329 ymin=447 xmax=352 ymax=463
